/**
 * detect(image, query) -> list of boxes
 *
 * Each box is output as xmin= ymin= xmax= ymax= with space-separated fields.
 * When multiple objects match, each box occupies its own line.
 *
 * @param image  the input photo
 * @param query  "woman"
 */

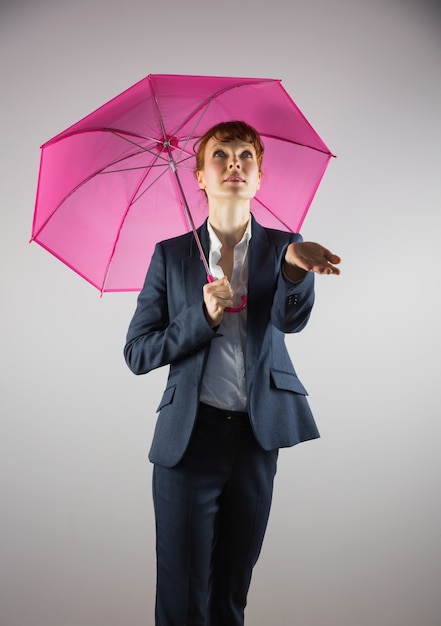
xmin=124 ymin=121 xmax=341 ymax=625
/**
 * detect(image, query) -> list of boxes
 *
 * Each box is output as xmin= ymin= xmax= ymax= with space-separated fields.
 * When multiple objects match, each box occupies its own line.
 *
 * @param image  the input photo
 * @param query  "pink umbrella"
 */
xmin=31 ymin=73 xmax=334 ymax=294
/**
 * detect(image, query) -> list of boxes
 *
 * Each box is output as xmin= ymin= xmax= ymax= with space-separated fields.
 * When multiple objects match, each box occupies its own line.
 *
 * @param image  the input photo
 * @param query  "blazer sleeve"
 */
xmin=124 ymin=242 xmax=219 ymax=375
xmin=270 ymin=233 xmax=315 ymax=333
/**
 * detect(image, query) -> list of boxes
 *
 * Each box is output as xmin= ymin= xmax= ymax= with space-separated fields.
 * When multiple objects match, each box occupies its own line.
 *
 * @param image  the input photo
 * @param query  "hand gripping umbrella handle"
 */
xmin=207 ymin=275 xmax=247 ymax=313
xmin=225 ymin=295 xmax=247 ymax=313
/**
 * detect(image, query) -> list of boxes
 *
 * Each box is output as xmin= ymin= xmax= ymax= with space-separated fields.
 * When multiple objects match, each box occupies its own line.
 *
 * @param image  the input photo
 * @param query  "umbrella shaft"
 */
xmin=169 ymin=157 xmax=211 ymax=279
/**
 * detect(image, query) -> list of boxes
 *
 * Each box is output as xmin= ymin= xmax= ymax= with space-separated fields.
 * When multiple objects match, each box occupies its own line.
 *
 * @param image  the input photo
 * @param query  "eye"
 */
xmin=213 ymin=149 xmax=227 ymax=158
xmin=240 ymin=150 xmax=253 ymax=158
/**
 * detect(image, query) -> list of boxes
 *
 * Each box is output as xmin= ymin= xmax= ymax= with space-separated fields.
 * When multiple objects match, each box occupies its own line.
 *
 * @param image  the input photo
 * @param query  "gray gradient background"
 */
xmin=1 ymin=0 xmax=440 ymax=625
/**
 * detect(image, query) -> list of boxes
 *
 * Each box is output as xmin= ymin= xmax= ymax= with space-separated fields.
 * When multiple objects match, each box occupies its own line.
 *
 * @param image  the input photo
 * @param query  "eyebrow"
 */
xmin=212 ymin=141 xmax=255 ymax=150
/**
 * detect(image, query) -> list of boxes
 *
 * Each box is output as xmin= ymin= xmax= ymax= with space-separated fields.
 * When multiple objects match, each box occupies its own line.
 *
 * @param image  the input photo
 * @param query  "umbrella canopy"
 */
xmin=31 ymin=73 xmax=334 ymax=293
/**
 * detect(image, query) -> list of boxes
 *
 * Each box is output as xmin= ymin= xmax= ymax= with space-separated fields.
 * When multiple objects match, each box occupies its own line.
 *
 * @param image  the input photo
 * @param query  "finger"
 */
xmin=204 ymin=287 xmax=234 ymax=306
xmin=211 ymin=284 xmax=234 ymax=298
xmin=321 ymin=264 xmax=340 ymax=275
xmin=204 ymin=281 xmax=233 ymax=295
xmin=209 ymin=276 xmax=230 ymax=286
xmin=327 ymin=253 xmax=342 ymax=264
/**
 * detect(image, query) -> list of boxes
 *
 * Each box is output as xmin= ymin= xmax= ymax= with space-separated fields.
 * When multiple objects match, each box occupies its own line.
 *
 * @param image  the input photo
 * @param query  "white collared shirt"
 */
xmin=199 ymin=219 xmax=251 ymax=411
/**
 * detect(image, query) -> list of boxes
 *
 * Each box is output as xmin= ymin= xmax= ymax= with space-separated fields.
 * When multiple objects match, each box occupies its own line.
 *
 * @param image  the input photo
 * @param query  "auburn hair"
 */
xmin=194 ymin=120 xmax=264 ymax=173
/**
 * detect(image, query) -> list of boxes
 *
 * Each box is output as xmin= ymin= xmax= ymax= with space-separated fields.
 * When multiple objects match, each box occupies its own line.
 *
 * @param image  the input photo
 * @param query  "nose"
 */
xmin=228 ymin=154 xmax=240 ymax=169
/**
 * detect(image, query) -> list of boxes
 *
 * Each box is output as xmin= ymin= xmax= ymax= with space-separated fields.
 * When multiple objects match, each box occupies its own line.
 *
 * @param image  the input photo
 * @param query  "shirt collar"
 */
xmin=207 ymin=218 xmax=252 ymax=253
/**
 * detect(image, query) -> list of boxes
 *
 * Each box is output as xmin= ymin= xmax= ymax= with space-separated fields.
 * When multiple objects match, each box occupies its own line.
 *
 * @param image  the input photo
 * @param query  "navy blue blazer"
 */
xmin=124 ymin=216 xmax=320 ymax=467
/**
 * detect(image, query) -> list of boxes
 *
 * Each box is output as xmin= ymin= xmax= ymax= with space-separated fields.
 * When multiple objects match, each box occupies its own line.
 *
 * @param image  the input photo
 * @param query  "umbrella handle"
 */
xmin=207 ymin=275 xmax=247 ymax=313
xmin=225 ymin=295 xmax=247 ymax=313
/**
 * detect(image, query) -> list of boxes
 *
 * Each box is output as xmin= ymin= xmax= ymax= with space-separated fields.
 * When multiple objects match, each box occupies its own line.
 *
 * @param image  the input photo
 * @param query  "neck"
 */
xmin=208 ymin=199 xmax=250 ymax=248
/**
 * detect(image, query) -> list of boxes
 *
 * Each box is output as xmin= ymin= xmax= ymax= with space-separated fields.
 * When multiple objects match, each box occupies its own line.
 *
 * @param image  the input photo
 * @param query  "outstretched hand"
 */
xmin=284 ymin=242 xmax=341 ymax=281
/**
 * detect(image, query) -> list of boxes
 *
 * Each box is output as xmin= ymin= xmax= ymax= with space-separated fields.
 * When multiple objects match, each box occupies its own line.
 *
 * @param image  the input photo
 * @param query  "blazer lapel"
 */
xmin=246 ymin=217 xmax=276 ymax=373
xmin=181 ymin=221 xmax=210 ymax=306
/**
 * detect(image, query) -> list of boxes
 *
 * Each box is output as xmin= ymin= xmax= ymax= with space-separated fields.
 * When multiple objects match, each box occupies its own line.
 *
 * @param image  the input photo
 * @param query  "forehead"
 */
xmin=205 ymin=136 xmax=256 ymax=150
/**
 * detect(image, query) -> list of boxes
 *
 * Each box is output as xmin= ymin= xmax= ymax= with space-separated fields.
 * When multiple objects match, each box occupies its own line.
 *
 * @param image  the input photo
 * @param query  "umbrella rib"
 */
xmin=109 ymin=130 xmax=170 ymax=160
xmin=102 ymin=151 xmax=195 ymax=175
xmin=258 ymin=132 xmax=334 ymax=156
xmin=147 ymin=78 xmax=333 ymax=157
xmin=44 ymin=126 xmax=159 ymax=148
xmin=104 ymin=130 xmax=197 ymax=176
xmin=33 ymin=126 xmax=196 ymax=243
xmin=150 ymin=81 xmax=211 ymax=276
xmin=101 ymin=155 xmax=198 ymax=292
xmin=31 ymin=144 xmax=168 ymax=241
xmin=162 ymin=78 xmax=276 ymax=138
xmin=126 ymin=164 xmax=171 ymax=204
xmin=46 ymin=126 xmax=193 ymax=167
xmin=100 ymin=164 xmax=156 ymax=294
xmin=252 ymin=196 xmax=295 ymax=233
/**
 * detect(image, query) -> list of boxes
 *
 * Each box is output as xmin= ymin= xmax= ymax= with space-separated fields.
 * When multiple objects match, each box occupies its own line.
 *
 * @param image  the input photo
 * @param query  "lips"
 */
xmin=225 ymin=175 xmax=245 ymax=182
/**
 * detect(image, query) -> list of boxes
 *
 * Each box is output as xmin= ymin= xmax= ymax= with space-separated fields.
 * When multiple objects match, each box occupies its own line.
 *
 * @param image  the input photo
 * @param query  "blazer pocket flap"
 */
xmin=156 ymin=385 xmax=176 ymax=411
xmin=270 ymin=370 xmax=308 ymax=395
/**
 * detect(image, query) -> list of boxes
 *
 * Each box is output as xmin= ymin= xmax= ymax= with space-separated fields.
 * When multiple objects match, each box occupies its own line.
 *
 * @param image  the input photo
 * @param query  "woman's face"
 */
xmin=196 ymin=137 xmax=261 ymax=202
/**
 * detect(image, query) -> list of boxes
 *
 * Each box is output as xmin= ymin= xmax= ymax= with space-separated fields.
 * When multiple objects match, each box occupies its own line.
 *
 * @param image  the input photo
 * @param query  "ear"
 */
xmin=256 ymin=171 xmax=262 ymax=190
xmin=196 ymin=170 xmax=205 ymax=189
